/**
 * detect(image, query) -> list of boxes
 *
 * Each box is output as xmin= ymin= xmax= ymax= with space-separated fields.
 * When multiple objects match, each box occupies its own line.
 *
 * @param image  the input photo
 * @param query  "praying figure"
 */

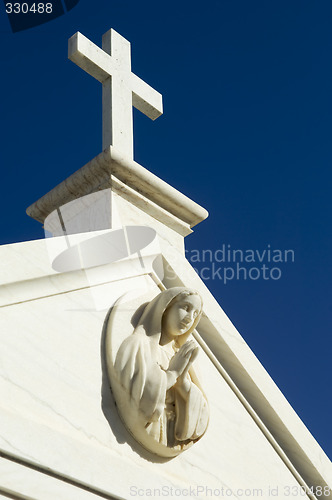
xmin=106 ymin=287 xmax=209 ymax=457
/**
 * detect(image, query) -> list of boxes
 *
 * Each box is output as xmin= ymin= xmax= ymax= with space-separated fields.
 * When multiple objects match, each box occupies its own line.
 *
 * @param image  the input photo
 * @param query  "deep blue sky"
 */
xmin=0 ymin=1 xmax=331 ymax=461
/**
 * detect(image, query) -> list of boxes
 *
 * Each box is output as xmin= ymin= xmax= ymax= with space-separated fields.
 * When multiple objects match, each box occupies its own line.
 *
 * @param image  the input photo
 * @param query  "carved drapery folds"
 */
xmin=105 ymin=287 xmax=209 ymax=457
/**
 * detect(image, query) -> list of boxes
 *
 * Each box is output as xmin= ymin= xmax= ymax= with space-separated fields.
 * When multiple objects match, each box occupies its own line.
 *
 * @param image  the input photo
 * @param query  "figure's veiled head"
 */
xmin=161 ymin=291 xmax=202 ymax=346
xmin=136 ymin=287 xmax=203 ymax=345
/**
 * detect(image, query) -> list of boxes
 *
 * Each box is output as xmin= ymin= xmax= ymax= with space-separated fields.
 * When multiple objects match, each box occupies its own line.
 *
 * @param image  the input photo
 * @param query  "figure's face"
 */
xmin=163 ymin=294 xmax=202 ymax=338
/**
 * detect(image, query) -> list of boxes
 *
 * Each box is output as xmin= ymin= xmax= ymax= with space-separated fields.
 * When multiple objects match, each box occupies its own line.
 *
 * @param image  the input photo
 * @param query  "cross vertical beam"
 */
xmin=102 ymin=30 xmax=133 ymax=155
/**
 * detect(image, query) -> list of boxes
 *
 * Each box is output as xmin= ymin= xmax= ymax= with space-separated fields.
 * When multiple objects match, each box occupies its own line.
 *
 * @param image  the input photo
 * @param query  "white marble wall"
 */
xmin=1 ymin=250 xmax=314 ymax=499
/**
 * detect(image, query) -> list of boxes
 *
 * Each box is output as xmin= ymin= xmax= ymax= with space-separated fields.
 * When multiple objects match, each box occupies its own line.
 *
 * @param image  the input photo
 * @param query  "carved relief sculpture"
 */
xmin=105 ymin=287 xmax=209 ymax=457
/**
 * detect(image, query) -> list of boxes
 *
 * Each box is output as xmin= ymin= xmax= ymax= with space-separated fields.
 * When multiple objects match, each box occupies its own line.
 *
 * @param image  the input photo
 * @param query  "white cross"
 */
xmin=68 ymin=29 xmax=163 ymax=159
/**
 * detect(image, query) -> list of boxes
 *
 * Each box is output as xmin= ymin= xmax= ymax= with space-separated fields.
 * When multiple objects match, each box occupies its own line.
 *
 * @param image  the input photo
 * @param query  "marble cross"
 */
xmin=68 ymin=29 xmax=163 ymax=159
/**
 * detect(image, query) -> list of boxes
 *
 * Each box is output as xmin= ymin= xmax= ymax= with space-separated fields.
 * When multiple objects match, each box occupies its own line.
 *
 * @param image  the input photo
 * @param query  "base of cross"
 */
xmin=26 ymin=147 xmax=208 ymax=247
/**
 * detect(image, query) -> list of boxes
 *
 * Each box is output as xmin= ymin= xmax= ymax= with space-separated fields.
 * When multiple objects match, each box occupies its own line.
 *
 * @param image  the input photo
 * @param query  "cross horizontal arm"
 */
xmin=68 ymin=32 xmax=115 ymax=83
xmin=131 ymin=73 xmax=163 ymax=120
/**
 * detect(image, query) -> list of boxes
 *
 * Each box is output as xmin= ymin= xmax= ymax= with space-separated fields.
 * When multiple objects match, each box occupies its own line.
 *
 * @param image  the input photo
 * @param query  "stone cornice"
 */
xmin=26 ymin=146 xmax=208 ymax=230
